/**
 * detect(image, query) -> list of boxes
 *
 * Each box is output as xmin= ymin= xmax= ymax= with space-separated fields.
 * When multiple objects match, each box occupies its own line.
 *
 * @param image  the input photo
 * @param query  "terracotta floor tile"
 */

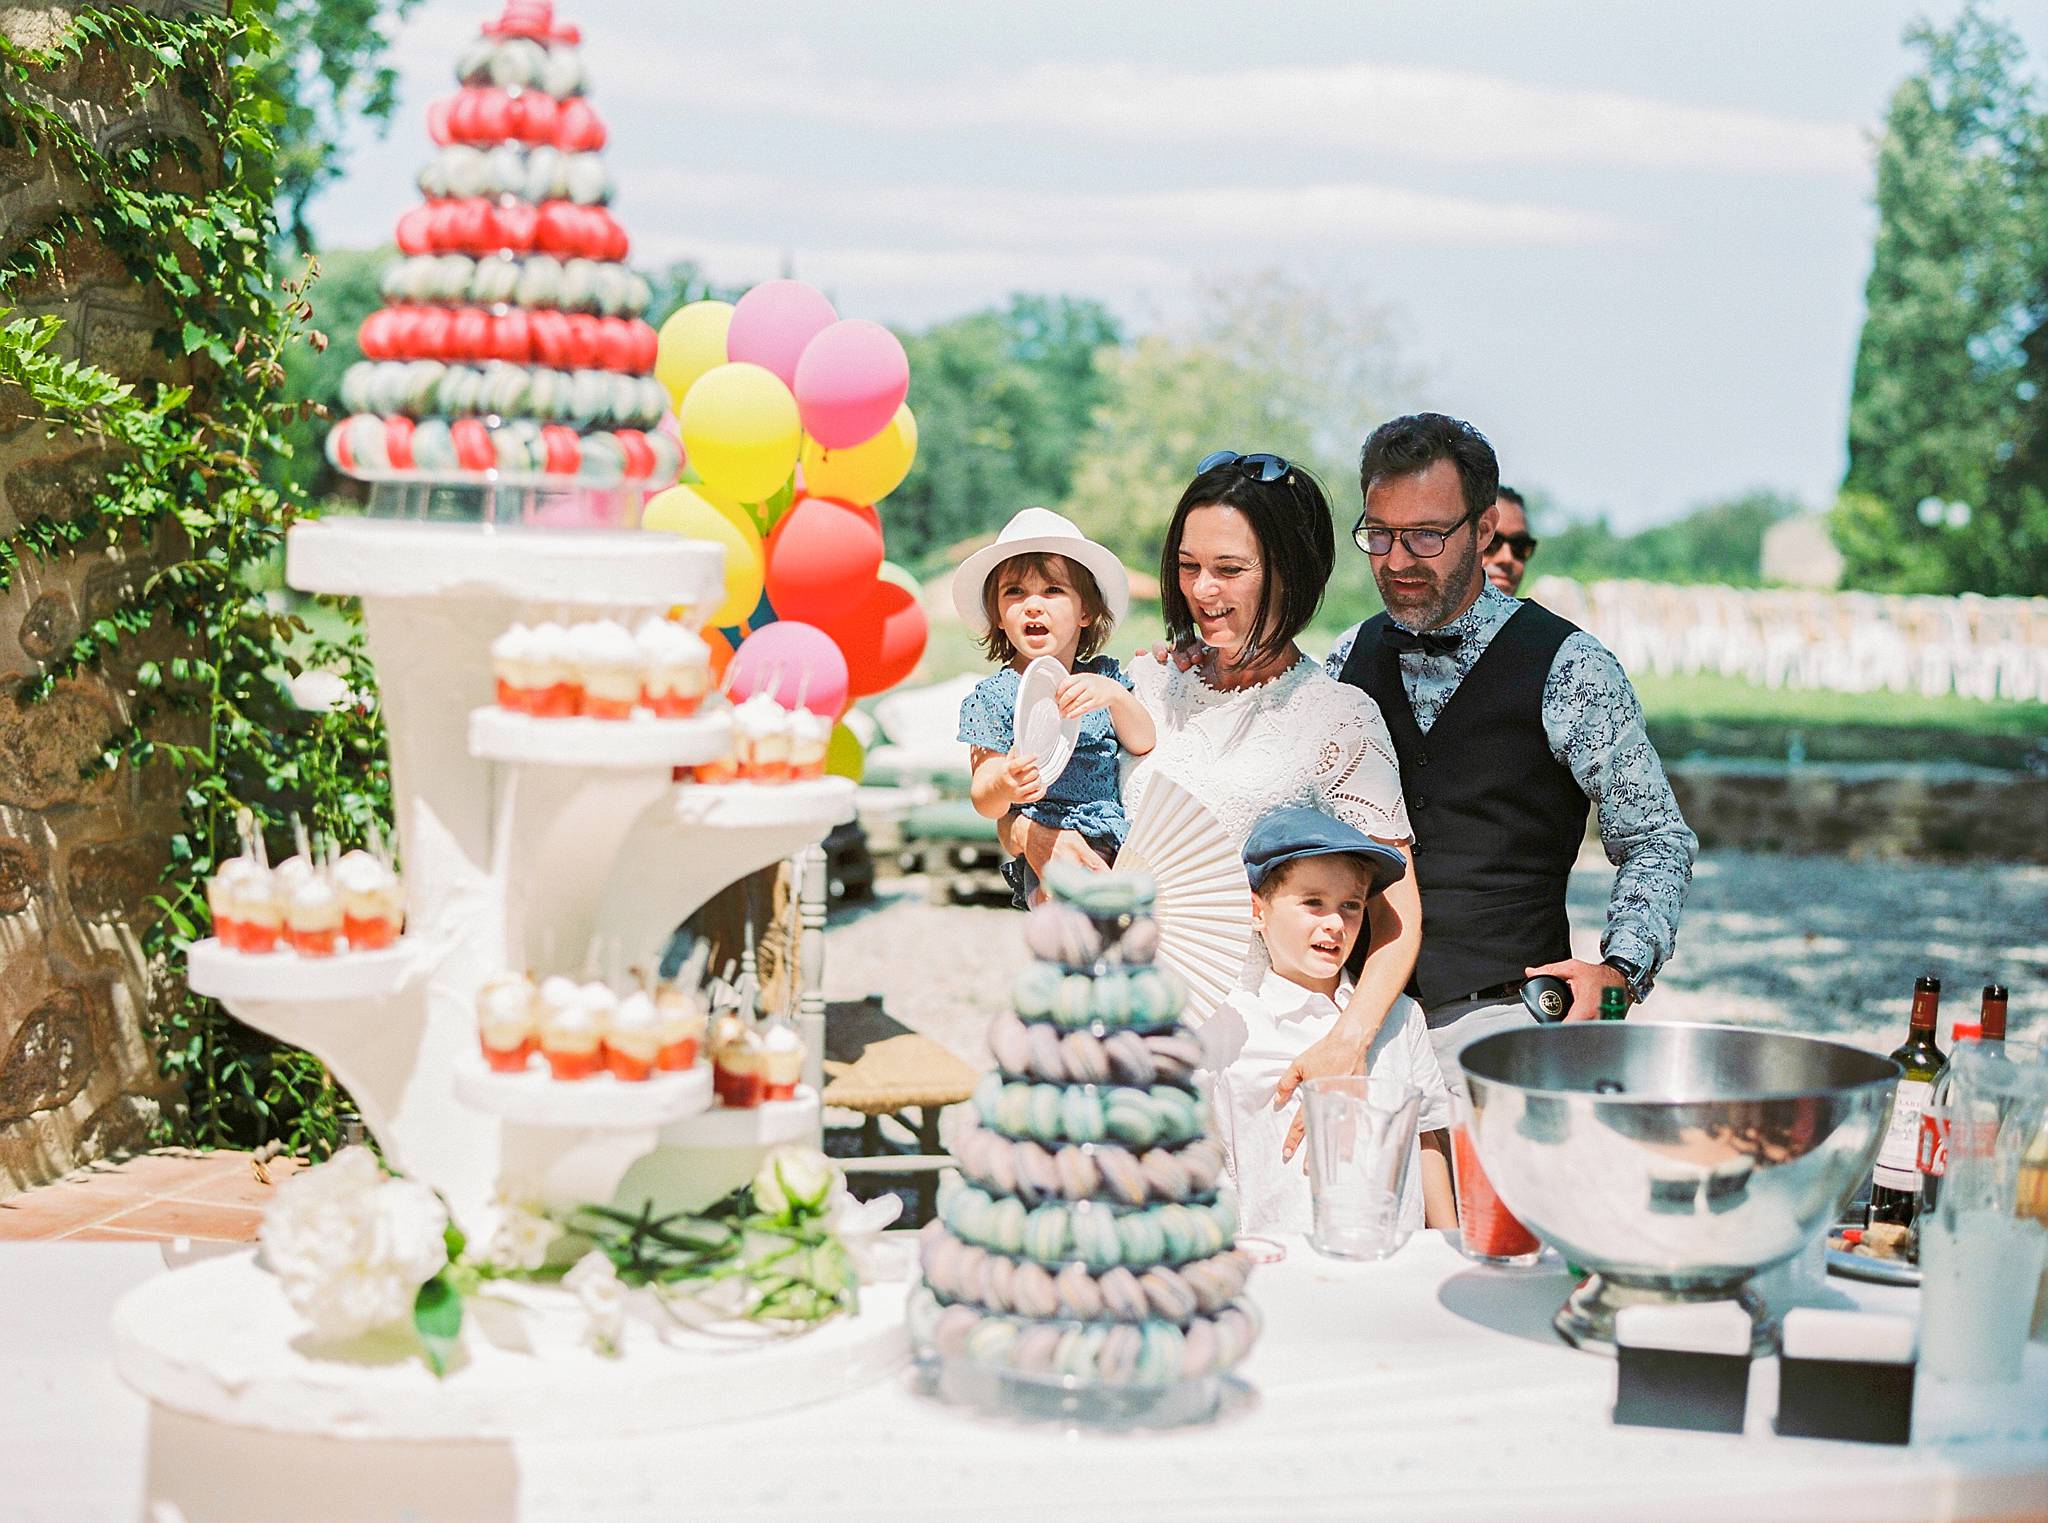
xmin=94 ymin=1198 xmax=266 ymax=1244
xmin=0 ymin=1182 xmax=152 ymax=1241
xmin=61 ymin=1224 xmax=180 ymax=1243
xmin=81 ymin=1150 xmax=236 ymax=1194
xmin=174 ymin=1156 xmax=303 ymax=1208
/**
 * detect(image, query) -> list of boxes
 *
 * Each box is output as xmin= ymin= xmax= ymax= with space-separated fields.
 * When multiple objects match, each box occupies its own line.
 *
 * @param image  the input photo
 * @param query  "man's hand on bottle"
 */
xmin=1523 ymin=957 xmax=1630 ymax=1022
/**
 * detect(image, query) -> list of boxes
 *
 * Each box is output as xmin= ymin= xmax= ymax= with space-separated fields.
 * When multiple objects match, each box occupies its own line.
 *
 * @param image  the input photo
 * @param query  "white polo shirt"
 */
xmin=1200 ymin=971 xmax=1453 ymax=1238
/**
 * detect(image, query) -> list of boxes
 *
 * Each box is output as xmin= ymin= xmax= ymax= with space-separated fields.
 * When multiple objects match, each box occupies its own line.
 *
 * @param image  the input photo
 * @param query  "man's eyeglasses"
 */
xmin=1352 ymin=503 xmax=1478 ymax=559
xmin=1198 ymin=449 xmax=1293 ymax=482
xmin=1489 ymin=533 xmax=1540 ymax=560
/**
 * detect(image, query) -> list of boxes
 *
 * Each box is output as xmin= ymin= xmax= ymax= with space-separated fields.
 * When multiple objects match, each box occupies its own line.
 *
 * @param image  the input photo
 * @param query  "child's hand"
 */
xmin=1004 ymin=753 xmax=1046 ymax=804
xmin=1054 ymin=672 xmax=1122 ymax=719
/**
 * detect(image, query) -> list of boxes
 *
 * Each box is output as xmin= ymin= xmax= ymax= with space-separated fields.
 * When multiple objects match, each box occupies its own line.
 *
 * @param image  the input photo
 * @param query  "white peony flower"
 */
xmin=485 ymin=1200 xmax=561 ymax=1273
xmin=259 ymin=1147 xmax=449 ymax=1341
xmin=751 ymin=1148 xmax=838 ymax=1220
xmin=824 ymin=1183 xmax=902 ymax=1281
xmin=563 ymin=1250 xmax=625 ymax=1357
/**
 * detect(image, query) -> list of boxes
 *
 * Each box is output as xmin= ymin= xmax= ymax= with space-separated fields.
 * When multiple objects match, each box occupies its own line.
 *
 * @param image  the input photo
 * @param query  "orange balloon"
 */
xmin=704 ymin=627 xmax=735 ymax=681
xmin=816 ymin=577 xmax=928 ymax=697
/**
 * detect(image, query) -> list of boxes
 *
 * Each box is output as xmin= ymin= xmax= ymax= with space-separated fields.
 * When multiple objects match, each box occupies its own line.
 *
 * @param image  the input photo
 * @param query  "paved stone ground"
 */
xmin=825 ymin=847 xmax=2048 ymax=1066
xmin=0 ymin=1150 xmax=298 ymax=1243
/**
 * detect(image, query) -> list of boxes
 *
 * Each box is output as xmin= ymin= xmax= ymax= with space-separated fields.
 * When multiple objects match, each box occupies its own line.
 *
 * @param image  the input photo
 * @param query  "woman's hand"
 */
xmin=1274 ymin=1023 xmax=1370 ymax=1164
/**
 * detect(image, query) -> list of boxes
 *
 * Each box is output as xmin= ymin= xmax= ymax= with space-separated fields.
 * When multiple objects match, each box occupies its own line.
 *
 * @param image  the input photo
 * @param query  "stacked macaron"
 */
xmin=910 ymin=868 xmax=1260 ymax=1393
xmin=325 ymin=0 xmax=679 ymax=489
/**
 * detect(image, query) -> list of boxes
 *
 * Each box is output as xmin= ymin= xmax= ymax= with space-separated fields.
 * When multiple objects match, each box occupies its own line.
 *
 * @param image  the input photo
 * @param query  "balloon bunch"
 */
xmin=325 ymin=0 xmax=678 ymax=490
xmin=645 ymin=278 xmax=931 ymax=736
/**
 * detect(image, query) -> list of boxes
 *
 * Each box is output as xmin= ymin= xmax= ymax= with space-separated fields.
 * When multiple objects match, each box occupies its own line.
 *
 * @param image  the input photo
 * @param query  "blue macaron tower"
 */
xmin=910 ymin=865 xmax=1260 ymax=1423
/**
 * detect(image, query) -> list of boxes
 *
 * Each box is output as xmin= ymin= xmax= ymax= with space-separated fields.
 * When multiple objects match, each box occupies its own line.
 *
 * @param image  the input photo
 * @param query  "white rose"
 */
xmin=564 ymin=1250 xmax=624 ymax=1357
xmin=259 ymin=1147 xmax=450 ymax=1341
xmin=752 ymin=1148 xmax=838 ymax=1220
xmin=485 ymin=1202 xmax=561 ymax=1273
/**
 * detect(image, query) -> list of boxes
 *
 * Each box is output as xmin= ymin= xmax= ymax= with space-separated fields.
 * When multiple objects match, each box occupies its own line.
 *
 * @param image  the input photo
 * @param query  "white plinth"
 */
xmin=287 ymin=518 xmax=721 ymax=611
xmin=111 ymin=1251 xmax=909 ymax=1442
xmin=453 ymin=1060 xmax=712 ymax=1128
xmin=671 ymin=776 xmax=858 ymax=826
xmin=661 ymin=1087 xmax=820 ymax=1147
xmin=468 ymin=707 xmax=732 ymax=769
xmin=186 ymin=938 xmax=427 ymax=1003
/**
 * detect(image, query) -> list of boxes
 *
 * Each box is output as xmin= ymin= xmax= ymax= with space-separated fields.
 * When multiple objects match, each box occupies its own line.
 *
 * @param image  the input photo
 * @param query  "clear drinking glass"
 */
xmin=1919 ymin=1042 xmax=2048 ymax=1383
xmin=1301 ymin=1073 xmax=1423 ymax=1261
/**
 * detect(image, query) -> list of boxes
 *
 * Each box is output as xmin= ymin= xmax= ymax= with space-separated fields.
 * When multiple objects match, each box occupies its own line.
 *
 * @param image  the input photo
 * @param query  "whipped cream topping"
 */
xmin=634 ymin=616 xmax=709 ymax=668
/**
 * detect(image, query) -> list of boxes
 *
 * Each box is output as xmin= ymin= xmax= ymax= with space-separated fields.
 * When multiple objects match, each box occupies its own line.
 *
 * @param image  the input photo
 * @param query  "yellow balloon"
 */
xmin=801 ymin=403 xmax=917 ymax=505
xmin=825 ymin=722 xmax=865 ymax=783
xmin=642 ymin=483 xmax=765 ymax=626
xmin=679 ymin=362 xmax=802 ymax=504
xmin=654 ymin=301 xmax=733 ymax=408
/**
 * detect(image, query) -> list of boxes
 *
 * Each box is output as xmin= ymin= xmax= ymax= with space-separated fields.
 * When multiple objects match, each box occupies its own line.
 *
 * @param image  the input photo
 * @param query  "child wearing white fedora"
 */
xmin=954 ymin=507 xmax=1155 ymax=907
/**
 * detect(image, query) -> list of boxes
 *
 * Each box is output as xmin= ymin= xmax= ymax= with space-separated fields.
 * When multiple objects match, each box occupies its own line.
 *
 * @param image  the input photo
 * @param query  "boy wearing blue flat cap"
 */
xmin=1201 ymin=806 xmax=1455 ymax=1238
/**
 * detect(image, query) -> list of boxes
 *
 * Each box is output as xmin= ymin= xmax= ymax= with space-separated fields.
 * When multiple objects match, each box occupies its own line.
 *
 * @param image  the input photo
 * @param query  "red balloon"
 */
xmin=451 ymin=418 xmax=494 ymax=471
xmin=516 ymin=90 xmax=559 ymax=145
xmin=491 ymin=309 xmax=532 ymax=365
xmin=766 ymin=496 xmax=887 ymax=621
xmin=385 ymin=414 xmax=416 ymax=470
xmin=451 ymin=307 xmax=490 ymax=362
xmin=415 ymin=307 xmax=453 ymax=360
xmin=816 ymin=578 xmax=928 ymax=697
xmin=540 ymin=424 xmax=581 ymax=475
xmin=530 ymin=309 xmax=572 ymax=369
xmin=395 ymin=205 xmax=434 ymax=256
xmin=497 ymin=200 xmax=538 ymax=254
xmin=614 ymin=428 xmax=655 ymax=479
xmin=426 ymin=97 xmax=454 ymax=147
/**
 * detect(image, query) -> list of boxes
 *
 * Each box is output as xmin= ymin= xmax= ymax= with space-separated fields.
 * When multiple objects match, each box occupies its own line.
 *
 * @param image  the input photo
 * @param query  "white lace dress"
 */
xmin=1121 ymin=653 xmax=1411 ymax=855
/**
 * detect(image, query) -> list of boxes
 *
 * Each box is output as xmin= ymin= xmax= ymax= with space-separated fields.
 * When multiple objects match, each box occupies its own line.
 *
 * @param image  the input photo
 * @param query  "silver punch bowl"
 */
xmin=1460 ymin=1022 xmax=1900 ymax=1354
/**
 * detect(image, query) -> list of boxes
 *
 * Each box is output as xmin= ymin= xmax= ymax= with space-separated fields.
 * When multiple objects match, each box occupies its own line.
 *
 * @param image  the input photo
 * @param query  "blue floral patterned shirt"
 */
xmin=1325 ymin=583 xmax=1697 ymax=988
xmin=958 ymin=655 xmax=1133 ymax=845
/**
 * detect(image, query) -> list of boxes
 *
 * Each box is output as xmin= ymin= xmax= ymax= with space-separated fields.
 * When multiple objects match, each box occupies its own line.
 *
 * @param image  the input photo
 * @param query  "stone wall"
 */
xmin=0 ymin=1 xmax=225 ymax=1194
xmin=1667 ymin=761 xmax=2048 ymax=865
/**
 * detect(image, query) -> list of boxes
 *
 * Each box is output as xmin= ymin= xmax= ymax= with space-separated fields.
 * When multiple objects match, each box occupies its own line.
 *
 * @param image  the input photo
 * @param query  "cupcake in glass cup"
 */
xmin=524 ymin=622 xmax=581 ymax=717
xmin=636 ymin=617 xmax=711 ymax=718
xmin=283 ymin=874 xmax=343 ymax=957
xmin=711 ymin=1013 xmax=766 ymax=1107
xmin=476 ymin=972 xmax=537 ymax=1072
xmin=654 ymin=981 xmax=707 ymax=1070
xmin=787 ymin=707 xmax=831 ymax=781
xmin=604 ymin=989 xmax=662 ymax=1081
xmin=572 ymin=620 xmax=646 ymax=720
xmin=732 ymin=690 xmax=792 ymax=782
xmin=761 ymin=1021 xmax=804 ymax=1100
xmin=539 ymin=979 xmax=608 ymax=1080
xmin=334 ymin=850 xmax=404 ymax=950
xmin=491 ymin=623 xmax=540 ymax=712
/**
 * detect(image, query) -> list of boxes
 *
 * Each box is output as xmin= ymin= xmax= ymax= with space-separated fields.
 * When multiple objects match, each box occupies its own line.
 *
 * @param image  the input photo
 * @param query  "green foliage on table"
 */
xmin=1838 ymin=5 xmax=2048 ymax=596
xmin=0 ymin=6 xmax=391 ymax=1158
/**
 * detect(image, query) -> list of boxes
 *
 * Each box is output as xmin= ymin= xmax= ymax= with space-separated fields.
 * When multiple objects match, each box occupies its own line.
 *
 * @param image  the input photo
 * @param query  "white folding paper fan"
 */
xmin=1116 ymin=775 xmax=1253 ymax=1020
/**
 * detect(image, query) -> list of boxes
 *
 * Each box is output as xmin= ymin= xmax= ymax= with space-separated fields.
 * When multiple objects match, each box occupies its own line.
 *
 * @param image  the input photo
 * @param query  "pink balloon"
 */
xmin=794 ymin=319 xmax=910 ymax=449
xmin=726 ymin=280 xmax=838 ymax=389
xmin=728 ymin=621 xmax=849 ymax=718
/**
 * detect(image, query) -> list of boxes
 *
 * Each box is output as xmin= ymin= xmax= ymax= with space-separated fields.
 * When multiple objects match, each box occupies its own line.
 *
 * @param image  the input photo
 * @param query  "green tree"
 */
xmin=1541 ymin=489 xmax=1800 ymax=586
xmin=885 ymin=294 xmax=1121 ymax=569
xmin=260 ymin=0 xmax=423 ymax=255
xmin=274 ymin=244 xmax=389 ymax=498
xmin=1837 ymin=5 xmax=2048 ymax=594
xmin=1061 ymin=271 xmax=1416 ymax=613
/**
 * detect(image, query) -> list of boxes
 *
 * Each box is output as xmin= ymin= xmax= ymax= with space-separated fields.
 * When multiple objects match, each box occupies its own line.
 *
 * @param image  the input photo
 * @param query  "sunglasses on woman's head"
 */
xmin=1198 ymin=450 xmax=1293 ymax=482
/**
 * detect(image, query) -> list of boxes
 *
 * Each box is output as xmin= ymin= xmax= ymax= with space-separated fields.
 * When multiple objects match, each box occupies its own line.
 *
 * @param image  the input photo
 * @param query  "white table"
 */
xmin=5 ymin=1234 xmax=2046 ymax=1522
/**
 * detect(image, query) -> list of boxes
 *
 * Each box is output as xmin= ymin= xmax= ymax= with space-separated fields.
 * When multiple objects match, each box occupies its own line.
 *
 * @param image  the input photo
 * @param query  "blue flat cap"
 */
xmin=1242 ymin=806 xmax=1407 ymax=895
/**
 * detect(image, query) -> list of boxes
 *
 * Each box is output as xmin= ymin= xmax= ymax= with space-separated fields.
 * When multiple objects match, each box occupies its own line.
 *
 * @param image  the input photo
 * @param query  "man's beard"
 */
xmin=1377 ymin=537 xmax=1481 ymax=631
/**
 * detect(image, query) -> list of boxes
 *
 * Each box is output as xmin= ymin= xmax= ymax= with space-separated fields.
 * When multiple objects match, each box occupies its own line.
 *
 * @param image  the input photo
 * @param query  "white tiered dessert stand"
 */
xmin=109 ymin=511 xmax=906 ymax=1486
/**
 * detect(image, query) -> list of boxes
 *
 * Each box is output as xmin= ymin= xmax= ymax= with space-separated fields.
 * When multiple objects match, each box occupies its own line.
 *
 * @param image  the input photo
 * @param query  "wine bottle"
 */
xmin=1914 ymin=1014 xmax=1986 ymax=1220
xmin=1869 ymin=975 xmax=1945 ymax=1228
xmin=1979 ymin=983 xmax=2007 ymax=1043
xmin=1598 ymin=985 xmax=1629 ymax=1021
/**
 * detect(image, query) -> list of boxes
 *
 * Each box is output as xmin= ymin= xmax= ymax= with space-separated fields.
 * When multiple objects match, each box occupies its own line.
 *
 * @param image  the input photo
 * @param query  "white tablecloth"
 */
xmin=5 ymin=1234 xmax=2046 ymax=1522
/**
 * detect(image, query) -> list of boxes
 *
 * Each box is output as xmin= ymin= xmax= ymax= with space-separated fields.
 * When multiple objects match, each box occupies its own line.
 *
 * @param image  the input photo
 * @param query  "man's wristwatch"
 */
xmin=1602 ymin=956 xmax=1648 ymax=1003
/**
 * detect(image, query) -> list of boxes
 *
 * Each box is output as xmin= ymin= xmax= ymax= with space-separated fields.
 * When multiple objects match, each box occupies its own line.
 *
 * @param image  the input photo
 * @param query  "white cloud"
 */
xmin=626 ymin=167 xmax=1631 ymax=250
xmin=574 ymin=44 xmax=1868 ymax=176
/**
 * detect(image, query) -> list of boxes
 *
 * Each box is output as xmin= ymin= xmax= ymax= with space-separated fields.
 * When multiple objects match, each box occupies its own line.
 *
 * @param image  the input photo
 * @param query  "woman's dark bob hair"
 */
xmin=1158 ymin=458 xmax=1335 ymax=673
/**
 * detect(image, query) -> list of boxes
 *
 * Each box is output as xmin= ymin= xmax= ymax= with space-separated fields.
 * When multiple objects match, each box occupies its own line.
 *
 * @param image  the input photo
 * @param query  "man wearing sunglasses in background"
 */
xmin=1483 ymin=485 xmax=1537 ymax=596
xmin=1318 ymin=413 xmax=1696 ymax=1100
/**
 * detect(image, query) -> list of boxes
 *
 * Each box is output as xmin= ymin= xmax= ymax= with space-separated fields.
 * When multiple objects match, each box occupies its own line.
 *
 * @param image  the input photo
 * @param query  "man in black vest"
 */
xmin=1322 ymin=413 xmax=1697 ymax=1094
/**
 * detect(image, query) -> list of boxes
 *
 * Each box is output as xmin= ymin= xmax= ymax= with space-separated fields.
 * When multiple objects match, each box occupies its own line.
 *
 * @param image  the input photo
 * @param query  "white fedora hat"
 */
xmin=951 ymin=507 xmax=1131 ymax=635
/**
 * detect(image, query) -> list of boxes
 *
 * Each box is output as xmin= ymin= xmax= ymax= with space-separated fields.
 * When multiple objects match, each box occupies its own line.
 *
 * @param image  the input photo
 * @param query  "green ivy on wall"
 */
xmin=0 ymin=5 xmax=391 ymax=1156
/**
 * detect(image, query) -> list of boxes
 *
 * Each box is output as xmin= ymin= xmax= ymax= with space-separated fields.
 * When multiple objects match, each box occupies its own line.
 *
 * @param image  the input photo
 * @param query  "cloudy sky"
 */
xmin=314 ymin=1 xmax=2047 ymax=528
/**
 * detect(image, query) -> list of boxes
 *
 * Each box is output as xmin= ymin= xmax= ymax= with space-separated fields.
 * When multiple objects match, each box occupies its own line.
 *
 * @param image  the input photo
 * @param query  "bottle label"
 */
xmin=1916 ymin=1108 xmax=1947 ymax=1178
xmin=1875 ymin=1078 xmax=1934 ymax=1190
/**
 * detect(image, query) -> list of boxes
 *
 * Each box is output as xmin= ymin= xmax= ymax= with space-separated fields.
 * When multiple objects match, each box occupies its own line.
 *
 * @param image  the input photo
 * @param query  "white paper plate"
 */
xmin=1012 ymin=656 xmax=1080 ymax=788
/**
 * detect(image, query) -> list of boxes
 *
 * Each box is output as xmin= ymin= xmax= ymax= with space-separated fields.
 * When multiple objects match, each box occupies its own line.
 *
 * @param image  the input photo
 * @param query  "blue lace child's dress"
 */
xmin=956 ymin=656 xmax=1132 ymax=908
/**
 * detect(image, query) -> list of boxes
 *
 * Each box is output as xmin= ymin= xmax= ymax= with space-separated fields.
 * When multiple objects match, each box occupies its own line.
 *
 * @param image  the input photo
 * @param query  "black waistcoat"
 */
xmin=1336 ymin=601 xmax=1587 ymax=1010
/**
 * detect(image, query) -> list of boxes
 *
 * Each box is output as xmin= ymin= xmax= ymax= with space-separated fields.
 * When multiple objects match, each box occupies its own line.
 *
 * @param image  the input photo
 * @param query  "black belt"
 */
xmin=1460 ymin=979 xmax=1526 ymax=1005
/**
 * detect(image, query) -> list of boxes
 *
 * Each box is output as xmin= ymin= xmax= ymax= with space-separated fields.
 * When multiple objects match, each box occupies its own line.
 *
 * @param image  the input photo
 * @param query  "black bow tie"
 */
xmin=1384 ymin=625 xmax=1460 ymax=658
